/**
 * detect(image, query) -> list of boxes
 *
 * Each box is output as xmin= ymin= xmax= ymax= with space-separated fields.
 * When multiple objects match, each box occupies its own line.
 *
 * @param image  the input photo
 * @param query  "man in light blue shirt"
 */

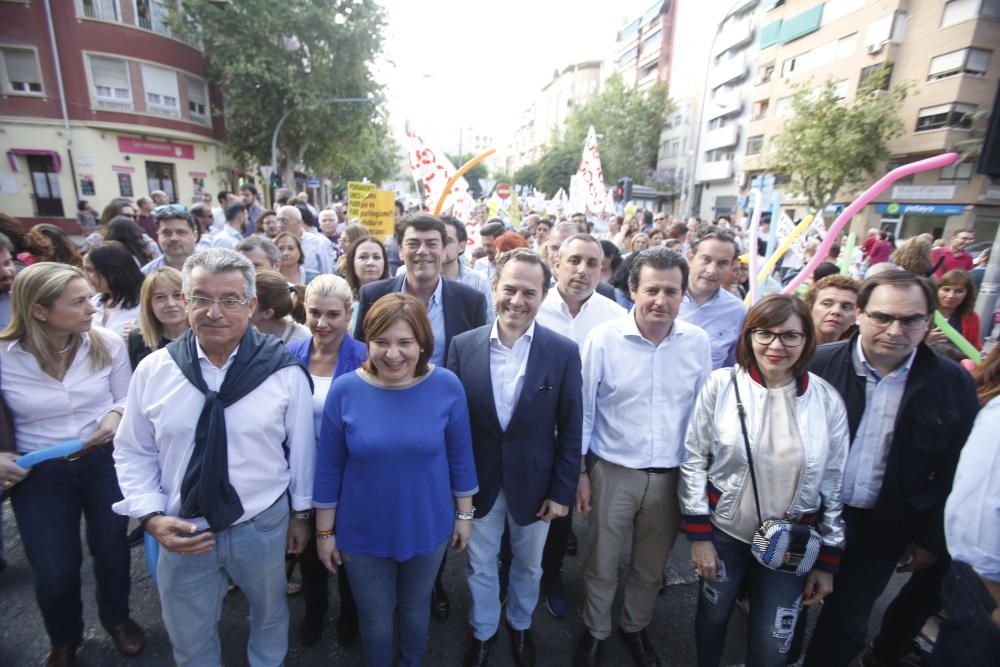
xmin=211 ymin=202 xmax=247 ymax=251
xmin=678 ymin=227 xmax=745 ymax=369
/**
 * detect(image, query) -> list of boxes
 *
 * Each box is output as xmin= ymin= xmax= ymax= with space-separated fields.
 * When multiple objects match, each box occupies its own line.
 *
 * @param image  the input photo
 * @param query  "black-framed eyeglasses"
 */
xmin=862 ymin=311 xmax=929 ymax=330
xmin=185 ymin=295 xmax=251 ymax=311
xmin=751 ymin=329 xmax=806 ymax=348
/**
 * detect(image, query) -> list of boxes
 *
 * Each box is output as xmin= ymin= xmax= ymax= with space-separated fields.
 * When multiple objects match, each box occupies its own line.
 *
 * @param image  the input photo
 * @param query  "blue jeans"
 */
xmin=932 ymin=560 xmax=1000 ymax=665
xmin=157 ymin=494 xmax=289 ymax=667
xmin=10 ymin=448 xmax=131 ymax=647
xmin=343 ymin=539 xmax=448 ymax=667
xmin=466 ymin=490 xmax=550 ymax=639
xmin=695 ymin=529 xmax=807 ymax=667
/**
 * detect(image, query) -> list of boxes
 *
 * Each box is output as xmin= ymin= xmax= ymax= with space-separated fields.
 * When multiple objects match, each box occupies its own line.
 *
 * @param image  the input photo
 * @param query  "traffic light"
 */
xmin=621 ymin=176 xmax=633 ymax=203
xmin=615 ymin=179 xmax=625 ymax=202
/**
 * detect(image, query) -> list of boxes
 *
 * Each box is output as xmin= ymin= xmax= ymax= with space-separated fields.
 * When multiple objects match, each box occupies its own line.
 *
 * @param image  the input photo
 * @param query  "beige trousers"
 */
xmin=582 ymin=457 xmax=681 ymax=639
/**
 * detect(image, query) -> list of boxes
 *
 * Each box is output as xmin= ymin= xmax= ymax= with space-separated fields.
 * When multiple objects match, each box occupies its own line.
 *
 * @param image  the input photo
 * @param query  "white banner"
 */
xmin=404 ymin=120 xmax=469 ymax=211
xmin=576 ymin=126 xmax=607 ymax=215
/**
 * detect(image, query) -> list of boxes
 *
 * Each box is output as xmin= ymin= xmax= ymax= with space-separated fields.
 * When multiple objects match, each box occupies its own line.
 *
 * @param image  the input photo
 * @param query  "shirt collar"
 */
xmin=553 ymin=286 xmax=594 ymax=317
xmin=195 ymin=338 xmax=240 ymax=369
xmin=622 ymin=309 xmax=681 ymax=345
xmin=853 ymin=337 xmax=916 ymax=382
xmin=402 ymin=274 xmax=443 ymax=305
xmin=7 ymin=330 xmax=93 ymax=354
xmin=490 ymin=319 xmax=535 ymax=349
xmin=683 ymin=288 xmax=720 ymax=308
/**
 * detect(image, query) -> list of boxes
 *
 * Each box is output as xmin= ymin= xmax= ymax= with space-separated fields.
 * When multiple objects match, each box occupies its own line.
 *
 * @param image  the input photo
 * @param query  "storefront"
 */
xmin=874 ymin=202 xmax=969 ymax=240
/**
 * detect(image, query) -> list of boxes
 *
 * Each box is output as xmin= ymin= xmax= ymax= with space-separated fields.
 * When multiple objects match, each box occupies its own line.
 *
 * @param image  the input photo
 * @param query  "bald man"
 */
xmin=275 ymin=205 xmax=336 ymax=275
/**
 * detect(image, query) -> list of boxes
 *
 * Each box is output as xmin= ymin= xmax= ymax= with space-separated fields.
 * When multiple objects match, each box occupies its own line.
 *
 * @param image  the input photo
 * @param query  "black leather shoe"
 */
xmin=573 ymin=631 xmax=604 ymax=667
xmin=620 ymin=627 xmax=662 ymax=667
xmin=299 ymin=611 xmax=325 ymax=647
xmin=462 ymin=633 xmax=497 ymax=667
xmin=45 ymin=644 xmax=78 ymax=667
xmin=505 ymin=621 xmax=536 ymax=667
xmin=107 ymin=618 xmax=145 ymax=657
xmin=431 ymin=580 xmax=450 ymax=620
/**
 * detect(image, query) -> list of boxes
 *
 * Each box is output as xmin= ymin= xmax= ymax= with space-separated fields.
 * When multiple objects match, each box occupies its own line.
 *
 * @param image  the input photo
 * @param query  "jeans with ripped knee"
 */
xmin=695 ymin=529 xmax=807 ymax=667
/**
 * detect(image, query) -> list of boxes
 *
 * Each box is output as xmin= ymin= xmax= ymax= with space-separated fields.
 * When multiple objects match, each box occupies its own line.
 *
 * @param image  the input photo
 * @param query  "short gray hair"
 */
xmin=235 ymin=236 xmax=280 ymax=267
xmin=182 ymin=248 xmax=256 ymax=299
xmin=558 ymin=233 xmax=603 ymax=259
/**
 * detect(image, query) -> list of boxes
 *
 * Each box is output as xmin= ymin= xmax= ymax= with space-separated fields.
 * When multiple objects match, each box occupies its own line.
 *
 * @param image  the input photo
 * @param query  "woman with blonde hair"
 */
xmin=890 ymin=236 xmax=934 ymax=275
xmin=286 ymin=274 xmax=368 ymax=645
xmin=126 ymin=267 xmax=189 ymax=370
xmin=252 ymin=269 xmax=310 ymax=344
xmin=0 ymin=263 xmax=142 ymax=665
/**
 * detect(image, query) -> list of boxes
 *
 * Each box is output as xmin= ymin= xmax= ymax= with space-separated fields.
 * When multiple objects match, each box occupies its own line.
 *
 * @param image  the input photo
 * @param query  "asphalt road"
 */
xmin=1 ymin=509 xmax=903 ymax=667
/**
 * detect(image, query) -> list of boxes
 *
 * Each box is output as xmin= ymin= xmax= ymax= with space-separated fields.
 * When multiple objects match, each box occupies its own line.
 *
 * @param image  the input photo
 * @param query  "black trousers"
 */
xmin=299 ymin=533 xmax=356 ymax=621
xmin=872 ymin=556 xmax=949 ymax=661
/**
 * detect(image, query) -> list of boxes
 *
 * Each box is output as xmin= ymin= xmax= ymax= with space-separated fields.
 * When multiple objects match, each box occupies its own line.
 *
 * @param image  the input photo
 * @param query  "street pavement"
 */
xmin=1 ymin=509 xmax=903 ymax=666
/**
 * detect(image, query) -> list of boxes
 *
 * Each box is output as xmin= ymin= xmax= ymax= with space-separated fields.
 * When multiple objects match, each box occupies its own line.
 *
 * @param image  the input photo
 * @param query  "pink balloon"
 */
xmin=960 ymin=359 xmax=977 ymax=373
xmin=747 ymin=188 xmax=763 ymax=305
xmin=782 ymin=152 xmax=960 ymax=294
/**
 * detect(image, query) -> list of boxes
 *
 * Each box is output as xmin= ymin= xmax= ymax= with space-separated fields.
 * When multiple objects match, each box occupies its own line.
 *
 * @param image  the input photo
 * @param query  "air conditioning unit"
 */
xmin=866 ymin=42 xmax=884 ymax=55
xmin=736 ymin=172 xmax=748 ymax=187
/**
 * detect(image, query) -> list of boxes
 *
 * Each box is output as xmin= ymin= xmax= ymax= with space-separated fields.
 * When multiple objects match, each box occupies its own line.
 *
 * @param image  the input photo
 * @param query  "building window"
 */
xmin=756 ymin=62 xmax=775 ymax=84
xmin=620 ymin=46 xmax=638 ymax=64
xmin=939 ymin=161 xmax=975 ymax=184
xmin=141 ymin=64 xmax=180 ymax=118
xmin=941 ymin=0 xmax=999 ymax=26
xmin=79 ymin=0 xmax=120 ymax=22
xmin=746 ymin=135 xmax=764 ymax=155
xmin=775 ymin=96 xmax=794 ymax=118
xmin=641 ymin=62 xmax=658 ymax=79
xmin=88 ymin=55 xmax=132 ymax=110
xmin=831 ymin=79 xmax=849 ymax=100
xmin=928 ymin=48 xmax=991 ymax=80
xmin=751 ymin=99 xmax=770 ymax=121
xmin=859 ymin=62 xmax=892 ymax=90
xmin=916 ymin=103 xmax=977 ymax=131
xmin=185 ymin=75 xmax=209 ymax=123
xmin=0 ymin=47 xmax=43 ymax=95
xmin=136 ymin=0 xmax=175 ymax=38
xmin=642 ymin=30 xmax=662 ymax=56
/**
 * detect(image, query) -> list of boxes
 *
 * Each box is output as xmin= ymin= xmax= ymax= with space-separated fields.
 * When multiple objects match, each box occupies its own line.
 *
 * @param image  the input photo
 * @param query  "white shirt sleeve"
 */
xmin=580 ymin=328 xmax=604 ymax=456
xmin=283 ymin=366 xmax=317 ymax=511
xmin=112 ymin=359 xmax=167 ymax=518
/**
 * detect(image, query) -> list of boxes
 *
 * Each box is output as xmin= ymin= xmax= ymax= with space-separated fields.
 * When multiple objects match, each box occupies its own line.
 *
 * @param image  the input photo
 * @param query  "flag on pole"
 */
xmin=404 ymin=120 xmax=469 ymax=212
xmin=576 ymin=126 xmax=607 ymax=215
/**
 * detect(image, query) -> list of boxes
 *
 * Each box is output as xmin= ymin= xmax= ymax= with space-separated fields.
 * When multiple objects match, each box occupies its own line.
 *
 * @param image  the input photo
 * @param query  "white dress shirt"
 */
xmin=581 ymin=313 xmax=711 ymax=469
xmin=113 ymin=340 xmax=316 ymax=529
xmin=91 ymin=295 xmax=140 ymax=337
xmin=210 ymin=224 xmax=243 ymax=250
xmin=402 ymin=276 xmax=446 ymax=365
xmin=300 ymin=230 xmax=336 ymax=275
xmin=841 ymin=340 xmax=915 ymax=509
xmin=489 ymin=320 xmax=534 ymax=430
xmin=945 ymin=395 xmax=1000 ymax=582
xmin=474 ymin=256 xmax=496 ymax=281
xmin=536 ymin=288 xmax=625 ymax=348
xmin=0 ymin=328 xmax=131 ymax=453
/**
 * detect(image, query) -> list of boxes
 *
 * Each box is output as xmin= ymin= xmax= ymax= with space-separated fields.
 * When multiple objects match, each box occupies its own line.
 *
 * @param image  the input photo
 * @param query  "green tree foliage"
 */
xmin=446 ymin=154 xmax=489 ymax=197
xmin=512 ymin=163 xmax=540 ymax=189
xmin=768 ymin=64 xmax=910 ymax=212
xmin=522 ymin=74 xmax=672 ymax=194
xmin=177 ymin=0 xmax=397 ymax=187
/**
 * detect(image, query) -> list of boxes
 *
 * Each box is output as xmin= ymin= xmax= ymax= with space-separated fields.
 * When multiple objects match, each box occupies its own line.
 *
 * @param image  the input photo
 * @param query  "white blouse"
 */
xmin=92 ymin=295 xmax=140 ymax=337
xmin=0 ymin=327 xmax=131 ymax=453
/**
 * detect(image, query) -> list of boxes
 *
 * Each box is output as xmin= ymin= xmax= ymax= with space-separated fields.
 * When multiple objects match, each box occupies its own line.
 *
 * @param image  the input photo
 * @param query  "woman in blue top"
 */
xmin=315 ymin=292 xmax=478 ymax=667
xmin=286 ymin=274 xmax=367 ymax=648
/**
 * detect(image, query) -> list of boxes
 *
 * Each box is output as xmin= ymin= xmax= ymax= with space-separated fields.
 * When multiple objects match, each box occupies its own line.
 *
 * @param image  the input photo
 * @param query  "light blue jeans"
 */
xmin=466 ymin=490 xmax=550 ymax=640
xmin=157 ymin=495 xmax=289 ymax=667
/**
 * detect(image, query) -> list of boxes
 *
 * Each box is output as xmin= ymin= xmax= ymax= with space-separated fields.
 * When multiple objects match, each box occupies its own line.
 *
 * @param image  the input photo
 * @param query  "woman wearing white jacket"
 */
xmin=680 ymin=293 xmax=850 ymax=667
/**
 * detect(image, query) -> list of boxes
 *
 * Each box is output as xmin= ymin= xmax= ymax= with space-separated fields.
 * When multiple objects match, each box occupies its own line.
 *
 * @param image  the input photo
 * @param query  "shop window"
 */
xmin=0 ymin=47 xmax=43 ymax=95
xmin=146 ymin=161 xmax=177 ymax=203
xmin=916 ymin=103 xmax=977 ymax=132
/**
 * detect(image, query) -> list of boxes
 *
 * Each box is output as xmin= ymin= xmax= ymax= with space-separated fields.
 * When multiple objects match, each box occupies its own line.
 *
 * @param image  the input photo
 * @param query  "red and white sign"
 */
xmin=111 ymin=165 xmax=135 ymax=173
xmin=188 ymin=171 xmax=207 ymax=178
xmin=404 ymin=120 xmax=469 ymax=215
xmin=117 ymin=136 xmax=195 ymax=160
xmin=496 ymin=183 xmax=511 ymax=199
xmin=576 ymin=126 xmax=606 ymax=214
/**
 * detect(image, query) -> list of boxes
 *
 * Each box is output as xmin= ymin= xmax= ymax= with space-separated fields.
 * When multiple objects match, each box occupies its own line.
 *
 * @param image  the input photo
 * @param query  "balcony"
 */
xmin=710 ymin=55 xmax=748 ymax=89
xmin=716 ymin=19 xmax=754 ymax=55
xmin=697 ymin=160 xmax=735 ymax=183
xmin=703 ymin=125 xmax=739 ymax=152
xmin=705 ymin=95 xmax=743 ymax=120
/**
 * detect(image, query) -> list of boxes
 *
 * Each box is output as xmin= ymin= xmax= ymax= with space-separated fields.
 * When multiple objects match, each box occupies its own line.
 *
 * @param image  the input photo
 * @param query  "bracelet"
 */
xmin=455 ymin=508 xmax=475 ymax=521
xmin=315 ymin=529 xmax=334 ymax=538
xmin=291 ymin=510 xmax=312 ymax=520
xmin=316 ymin=533 xmax=334 ymax=541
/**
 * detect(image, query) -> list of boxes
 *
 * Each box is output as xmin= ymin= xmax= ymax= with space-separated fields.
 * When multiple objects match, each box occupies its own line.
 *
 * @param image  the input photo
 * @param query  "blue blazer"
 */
xmin=352 ymin=275 xmax=487 ymax=353
xmin=446 ymin=323 xmax=582 ymax=526
xmin=287 ymin=334 xmax=368 ymax=380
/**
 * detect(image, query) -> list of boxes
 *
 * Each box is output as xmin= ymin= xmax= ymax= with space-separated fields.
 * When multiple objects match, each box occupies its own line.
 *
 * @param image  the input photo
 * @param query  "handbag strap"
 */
xmin=730 ymin=368 xmax=764 ymax=528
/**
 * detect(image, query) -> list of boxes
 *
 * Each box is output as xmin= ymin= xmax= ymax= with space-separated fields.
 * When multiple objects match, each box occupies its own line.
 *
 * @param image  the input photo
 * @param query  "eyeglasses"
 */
xmin=862 ymin=311 xmax=929 ymax=330
xmin=185 ymin=295 xmax=250 ymax=311
xmin=751 ymin=329 xmax=806 ymax=348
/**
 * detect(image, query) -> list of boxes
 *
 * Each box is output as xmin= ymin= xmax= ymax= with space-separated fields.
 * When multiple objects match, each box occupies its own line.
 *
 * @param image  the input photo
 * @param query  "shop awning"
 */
xmin=6 ymin=149 xmax=62 ymax=173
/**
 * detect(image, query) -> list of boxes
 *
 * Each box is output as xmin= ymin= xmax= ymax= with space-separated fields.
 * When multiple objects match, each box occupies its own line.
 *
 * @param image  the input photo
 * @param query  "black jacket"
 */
xmin=809 ymin=335 xmax=979 ymax=557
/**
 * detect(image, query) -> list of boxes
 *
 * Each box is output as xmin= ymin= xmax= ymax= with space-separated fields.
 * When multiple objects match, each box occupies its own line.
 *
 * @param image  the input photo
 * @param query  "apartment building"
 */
xmin=0 ymin=0 xmax=226 ymax=230
xmin=743 ymin=0 xmax=1000 ymax=241
xmin=692 ymin=0 xmax=762 ymax=222
xmin=606 ymin=1 xmax=677 ymax=93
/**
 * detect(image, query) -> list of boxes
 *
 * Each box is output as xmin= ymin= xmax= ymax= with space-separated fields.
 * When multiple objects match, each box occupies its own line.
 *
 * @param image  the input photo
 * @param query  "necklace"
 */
xmin=54 ymin=341 xmax=73 ymax=360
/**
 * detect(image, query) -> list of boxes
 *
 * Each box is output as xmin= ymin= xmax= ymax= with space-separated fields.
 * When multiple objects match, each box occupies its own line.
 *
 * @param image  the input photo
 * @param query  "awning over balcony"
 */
xmin=6 ymin=149 xmax=62 ymax=173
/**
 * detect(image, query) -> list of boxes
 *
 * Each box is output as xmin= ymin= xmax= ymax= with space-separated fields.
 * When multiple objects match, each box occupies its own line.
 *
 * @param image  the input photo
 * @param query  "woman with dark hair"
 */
xmin=928 ymin=269 xmax=982 ymax=351
xmin=275 ymin=231 xmax=318 ymax=286
xmin=251 ymin=270 xmax=310 ymax=344
xmin=33 ymin=224 xmax=83 ymax=267
xmin=0 ymin=212 xmax=26 ymax=255
xmin=314 ymin=293 xmax=477 ymax=667
xmin=610 ymin=252 xmax=637 ymax=309
xmin=85 ymin=200 xmax=159 ymax=258
xmin=82 ymin=241 xmax=143 ymax=336
xmin=105 ymin=217 xmax=154 ymax=266
xmin=337 ymin=223 xmax=372 ymax=275
xmin=343 ymin=236 xmax=388 ymax=333
xmin=599 ymin=239 xmax=622 ymax=284
xmin=681 ymin=294 xmax=849 ymax=667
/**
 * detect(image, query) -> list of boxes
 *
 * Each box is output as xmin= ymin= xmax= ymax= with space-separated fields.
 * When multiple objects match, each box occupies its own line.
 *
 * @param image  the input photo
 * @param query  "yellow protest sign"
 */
xmin=347 ymin=181 xmax=376 ymax=220
xmin=359 ymin=190 xmax=396 ymax=238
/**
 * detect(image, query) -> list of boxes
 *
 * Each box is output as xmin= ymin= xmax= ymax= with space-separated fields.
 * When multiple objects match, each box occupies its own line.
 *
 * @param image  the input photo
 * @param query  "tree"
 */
xmin=512 ymin=163 xmax=540 ymax=189
xmin=177 ymin=0 xmax=393 ymax=187
xmin=518 ymin=73 xmax=673 ymax=194
xmin=445 ymin=154 xmax=489 ymax=197
xmin=768 ymin=64 xmax=910 ymax=213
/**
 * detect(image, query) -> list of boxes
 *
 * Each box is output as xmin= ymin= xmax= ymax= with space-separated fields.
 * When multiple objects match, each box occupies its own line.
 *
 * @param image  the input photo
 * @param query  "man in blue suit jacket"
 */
xmin=447 ymin=249 xmax=582 ymax=667
xmin=352 ymin=214 xmax=486 ymax=366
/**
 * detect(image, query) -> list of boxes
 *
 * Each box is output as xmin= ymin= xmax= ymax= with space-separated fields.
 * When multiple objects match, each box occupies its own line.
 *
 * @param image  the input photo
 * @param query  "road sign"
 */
xmin=496 ymin=183 xmax=511 ymax=199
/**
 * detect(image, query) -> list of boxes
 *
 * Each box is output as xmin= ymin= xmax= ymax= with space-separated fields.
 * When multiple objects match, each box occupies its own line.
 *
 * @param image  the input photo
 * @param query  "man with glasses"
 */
xmin=142 ymin=205 xmax=201 ymax=275
xmin=114 ymin=249 xmax=315 ymax=667
xmin=803 ymin=270 xmax=979 ymax=667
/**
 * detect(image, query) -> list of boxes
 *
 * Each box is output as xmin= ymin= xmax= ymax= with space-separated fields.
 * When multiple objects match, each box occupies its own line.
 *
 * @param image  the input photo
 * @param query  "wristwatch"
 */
xmin=138 ymin=511 xmax=164 ymax=529
xmin=291 ymin=509 xmax=313 ymax=520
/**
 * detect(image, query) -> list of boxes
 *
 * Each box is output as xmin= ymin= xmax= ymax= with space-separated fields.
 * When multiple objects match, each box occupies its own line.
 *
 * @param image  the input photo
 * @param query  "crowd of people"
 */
xmin=0 ymin=187 xmax=996 ymax=667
